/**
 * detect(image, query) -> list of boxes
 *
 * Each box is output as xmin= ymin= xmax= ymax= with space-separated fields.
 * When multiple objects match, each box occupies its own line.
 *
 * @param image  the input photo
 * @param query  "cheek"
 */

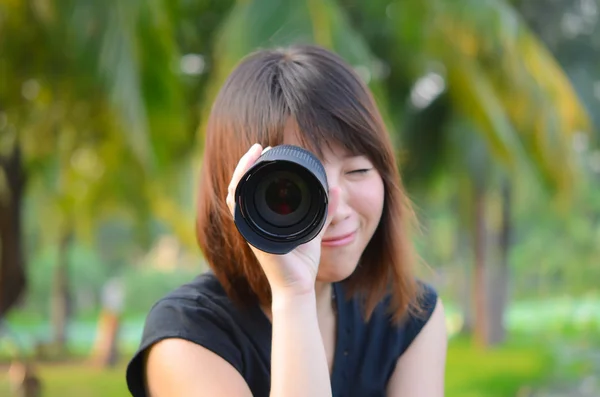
xmin=353 ymin=176 xmax=385 ymax=225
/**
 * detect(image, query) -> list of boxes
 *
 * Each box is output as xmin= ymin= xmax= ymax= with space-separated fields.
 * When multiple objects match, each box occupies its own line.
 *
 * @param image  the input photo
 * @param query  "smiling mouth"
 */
xmin=321 ymin=231 xmax=356 ymax=247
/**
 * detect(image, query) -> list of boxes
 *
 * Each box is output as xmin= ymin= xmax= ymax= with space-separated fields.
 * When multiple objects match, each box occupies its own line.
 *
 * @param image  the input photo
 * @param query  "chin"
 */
xmin=316 ymin=252 xmax=360 ymax=283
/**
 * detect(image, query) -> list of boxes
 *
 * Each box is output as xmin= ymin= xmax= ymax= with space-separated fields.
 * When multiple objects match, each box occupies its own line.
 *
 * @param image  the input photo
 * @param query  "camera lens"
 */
xmin=254 ymin=170 xmax=311 ymax=228
xmin=265 ymin=177 xmax=301 ymax=215
xmin=234 ymin=145 xmax=329 ymax=255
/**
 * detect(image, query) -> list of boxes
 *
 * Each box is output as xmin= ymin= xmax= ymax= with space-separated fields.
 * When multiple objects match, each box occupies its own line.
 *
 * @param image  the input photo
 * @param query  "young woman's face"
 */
xmin=283 ymin=122 xmax=385 ymax=283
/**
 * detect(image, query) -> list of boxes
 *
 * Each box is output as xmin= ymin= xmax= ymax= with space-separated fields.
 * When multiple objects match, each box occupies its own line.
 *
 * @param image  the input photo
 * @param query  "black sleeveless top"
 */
xmin=125 ymin=272 xmax=438 ymax=397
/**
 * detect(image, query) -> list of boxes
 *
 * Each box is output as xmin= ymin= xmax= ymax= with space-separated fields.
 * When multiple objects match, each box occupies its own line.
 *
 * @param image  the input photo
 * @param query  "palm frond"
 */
xmin=389 ymin=0 xmax=591 ymax=194
xmin=67 ymin=0 xmax=188 ymax=172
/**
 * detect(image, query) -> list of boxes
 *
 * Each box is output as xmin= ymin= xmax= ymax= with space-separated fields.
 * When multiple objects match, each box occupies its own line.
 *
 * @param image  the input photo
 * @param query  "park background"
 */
xmin=1 ymin=0 xmax=599 ymax=396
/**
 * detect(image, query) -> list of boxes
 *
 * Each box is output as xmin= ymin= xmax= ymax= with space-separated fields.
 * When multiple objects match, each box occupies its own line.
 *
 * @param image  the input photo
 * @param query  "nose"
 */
xmin=326 ymin=177 xmax=351 ymax=225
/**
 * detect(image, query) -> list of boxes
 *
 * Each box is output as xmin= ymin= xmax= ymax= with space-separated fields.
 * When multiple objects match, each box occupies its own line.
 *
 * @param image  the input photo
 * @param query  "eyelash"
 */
xmin=348 ymin=168 xmax=371 ymax=174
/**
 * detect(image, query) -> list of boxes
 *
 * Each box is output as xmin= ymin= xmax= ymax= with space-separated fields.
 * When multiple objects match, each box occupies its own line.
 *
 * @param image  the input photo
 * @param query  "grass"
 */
xmin=0 ymin=337 xmax=553 ymax=397
xmin=445 ymin=336 xmax=552 ymax=397
xmin=0 ymin=361 xmax=129 ymax=396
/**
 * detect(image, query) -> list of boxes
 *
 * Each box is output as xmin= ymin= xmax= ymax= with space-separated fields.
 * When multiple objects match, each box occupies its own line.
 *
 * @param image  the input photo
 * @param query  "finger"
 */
xmin=230 ymin=143 xmax=263 ymax=191
xmin=226 ymin=194 xmax=235 ymax=216
xmin=228 ymin=143 xmax=262 ymax=196
xmin=261 ymin=146 xmax=272 ymax=155
xmin=226 ymin=143 xmax=263 ymax=214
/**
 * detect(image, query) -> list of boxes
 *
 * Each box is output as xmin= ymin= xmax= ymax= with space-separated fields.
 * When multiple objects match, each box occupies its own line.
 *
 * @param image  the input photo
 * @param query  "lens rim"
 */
xmin=240 ymin=161 xmax=324 ymax=239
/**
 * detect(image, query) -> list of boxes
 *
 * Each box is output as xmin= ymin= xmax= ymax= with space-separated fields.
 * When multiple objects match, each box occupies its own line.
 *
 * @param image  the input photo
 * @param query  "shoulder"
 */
xmin=386 ymin=286 xmax=447 ymax=396
xmin=335 ymin=280 xmax=443 ymax=393
xmin=125 ymin=272 xmax=247 ymax=396
xmin=136 ymin=272 xmax=240 ymax=349
xmin=144 ymin=338 xmax=253 ymax=397
xmin=359 ymin=280 xmax=440 ymax=356
xmin=161 ymin=271 xmax=227 ymax=302
xmin=398 ymin=281 xmax=440 ymax=354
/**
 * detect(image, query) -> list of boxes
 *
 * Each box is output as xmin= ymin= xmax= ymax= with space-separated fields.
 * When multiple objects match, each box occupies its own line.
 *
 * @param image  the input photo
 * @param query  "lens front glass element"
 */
xmin=265 ymin=177 xmax=302 ymax=215
xmin=254 ymin=170 xmax=311 ymax=228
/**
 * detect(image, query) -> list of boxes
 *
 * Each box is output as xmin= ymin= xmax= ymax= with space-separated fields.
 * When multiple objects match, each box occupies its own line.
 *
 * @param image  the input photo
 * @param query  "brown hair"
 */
xmin=196 ymin=44 xmax=423 ymax=323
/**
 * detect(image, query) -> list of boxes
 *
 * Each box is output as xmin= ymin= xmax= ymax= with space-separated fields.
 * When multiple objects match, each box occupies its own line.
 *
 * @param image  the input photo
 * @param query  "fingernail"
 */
xmin=261 ymin=146 xmax=272 ymax=155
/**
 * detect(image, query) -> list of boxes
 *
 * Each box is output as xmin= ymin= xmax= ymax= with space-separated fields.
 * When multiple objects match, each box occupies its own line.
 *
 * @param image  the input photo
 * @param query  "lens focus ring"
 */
xmin=259 ymin=145 xmax=328 ymax=191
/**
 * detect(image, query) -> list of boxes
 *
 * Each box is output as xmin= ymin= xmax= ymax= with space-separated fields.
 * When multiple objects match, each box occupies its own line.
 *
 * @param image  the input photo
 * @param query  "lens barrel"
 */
xmin=234 ymin=145 xmax=329 ymax=254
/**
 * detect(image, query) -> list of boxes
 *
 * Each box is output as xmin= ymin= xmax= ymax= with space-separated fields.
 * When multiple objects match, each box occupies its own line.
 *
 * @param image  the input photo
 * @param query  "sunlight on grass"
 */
xmin=445 ymin=336 xmax=551 ymax=397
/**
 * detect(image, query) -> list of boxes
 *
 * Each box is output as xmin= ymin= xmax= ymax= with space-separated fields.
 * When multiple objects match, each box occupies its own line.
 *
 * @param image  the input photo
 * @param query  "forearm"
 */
xmin=270 ymin=291 xmax=332 ymax=397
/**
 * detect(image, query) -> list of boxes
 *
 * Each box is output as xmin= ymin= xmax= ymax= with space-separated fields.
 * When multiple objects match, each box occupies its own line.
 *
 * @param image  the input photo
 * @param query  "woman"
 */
xmin=126 ymin=44 xmax=447 ymax=397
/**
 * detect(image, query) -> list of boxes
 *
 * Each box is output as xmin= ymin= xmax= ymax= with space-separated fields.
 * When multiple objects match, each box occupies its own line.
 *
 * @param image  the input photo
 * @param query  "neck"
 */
xmin=314 ymin=281 xmax=334 ymax=316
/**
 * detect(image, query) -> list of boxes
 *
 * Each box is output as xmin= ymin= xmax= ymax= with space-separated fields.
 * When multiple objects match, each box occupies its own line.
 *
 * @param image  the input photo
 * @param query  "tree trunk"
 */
xmin=473 ymin=184 xmax=489 ymax=348
xmin=90 ymin=309 xmax=121 ymax=367
xmin=456 ymin=177 xmax=475 ymax=335
xmin=50 ymin=227 xmax=73 ymax=354
xmin=8 ymin=360 xmax=42 ymax=397
xmin=455 ymin=220 xmax=474 ymax=335
xmin=90 ymin=278 xmax=124 ymax=368
xmin=488 ymin=180 xmax=512 ymax=345
xmin=0 ymin=144 xmax=26 ymax=319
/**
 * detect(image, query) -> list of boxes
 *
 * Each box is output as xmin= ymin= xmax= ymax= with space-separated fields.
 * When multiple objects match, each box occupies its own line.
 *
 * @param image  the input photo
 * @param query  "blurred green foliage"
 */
xmin=1 ymin=0 xmax=599 ymax=394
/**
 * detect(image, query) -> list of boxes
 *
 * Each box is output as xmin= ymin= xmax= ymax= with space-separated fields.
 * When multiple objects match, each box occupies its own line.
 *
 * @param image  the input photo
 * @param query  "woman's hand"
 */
xmin=226 ymin=143 xmax=339 ymax=299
